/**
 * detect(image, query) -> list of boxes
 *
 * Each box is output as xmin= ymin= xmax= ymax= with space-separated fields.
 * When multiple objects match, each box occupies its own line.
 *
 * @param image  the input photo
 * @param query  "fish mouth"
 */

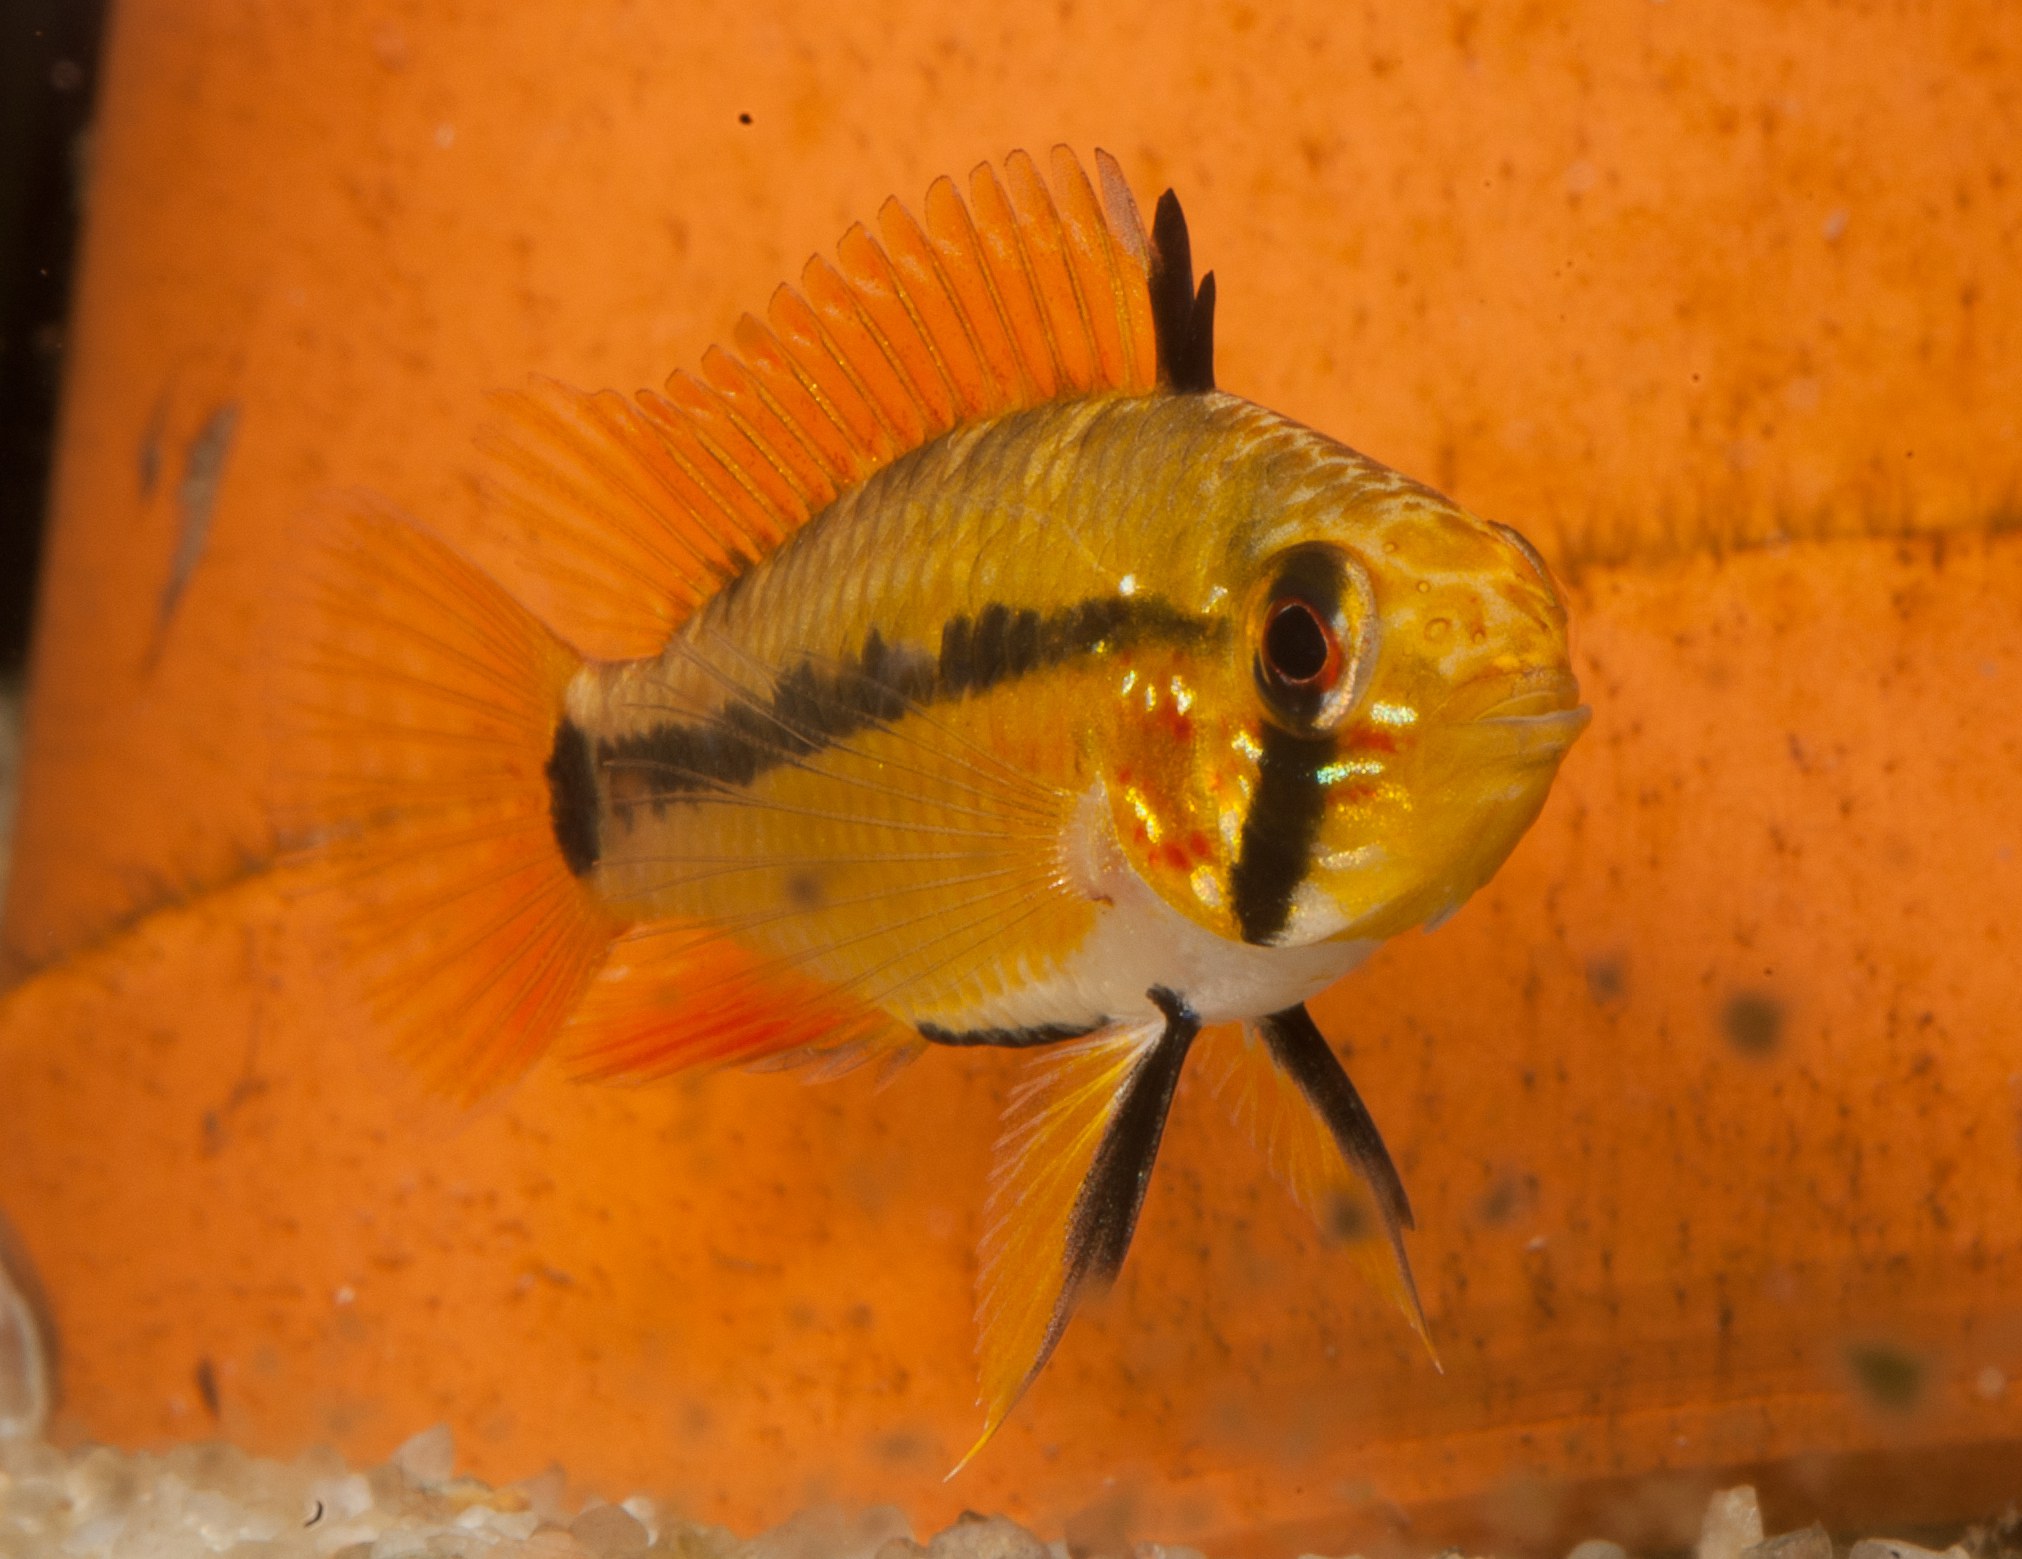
xmin=1455 ymin=670 xmax=1591 ymax=755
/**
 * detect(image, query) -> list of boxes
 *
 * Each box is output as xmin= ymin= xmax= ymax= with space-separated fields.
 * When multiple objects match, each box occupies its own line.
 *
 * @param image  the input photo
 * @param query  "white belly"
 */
xmin=953 ymin=784 xmax=1375 ymax=1032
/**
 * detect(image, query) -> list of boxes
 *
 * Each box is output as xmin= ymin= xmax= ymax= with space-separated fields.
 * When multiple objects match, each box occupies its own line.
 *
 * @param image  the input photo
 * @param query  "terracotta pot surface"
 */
xmin=1 ymin=2 xmax=2018 ymax=1552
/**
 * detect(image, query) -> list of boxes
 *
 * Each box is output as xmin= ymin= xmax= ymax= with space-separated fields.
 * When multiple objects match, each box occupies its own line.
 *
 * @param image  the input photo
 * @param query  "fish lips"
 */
xmin=1444 ymin=669 xmax=1592 ymax=764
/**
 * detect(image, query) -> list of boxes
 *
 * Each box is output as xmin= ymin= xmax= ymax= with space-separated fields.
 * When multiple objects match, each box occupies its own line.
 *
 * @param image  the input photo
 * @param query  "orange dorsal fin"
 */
xmin=466 ymin=147 xmax=1158 ymax=662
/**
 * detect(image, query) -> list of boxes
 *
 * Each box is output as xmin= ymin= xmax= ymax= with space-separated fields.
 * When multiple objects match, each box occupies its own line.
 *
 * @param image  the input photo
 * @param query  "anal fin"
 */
xmin=559 ymin=919 xmax=908 ymax=1081
xmin=960 ymin=988 xmax=1199 ymax=1470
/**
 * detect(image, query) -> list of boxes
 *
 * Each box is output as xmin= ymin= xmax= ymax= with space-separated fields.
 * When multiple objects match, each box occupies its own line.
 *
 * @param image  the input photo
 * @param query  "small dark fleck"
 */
xmin=305 ymin=1500 xmax=325 ymax=1528
xmin=1585 ymin=954 xmax=1626 ymax=1004
xmin=1325 ymin=1192 xmax=1370 ymax=1243
xmin=195 ymin=1356 xmax=221 ymax=1419
xmin=1722 ymin=990 xmax=1784 ymax=1056
xmin=785 ymin=870 xmax=824 ymax=910
xmin=1477 ymin=1169 xmax=1537 ymax=1226
xmin=158 ymin=401 xmax=241 ymax=634
xmin=1846 ymin=1340 xmax=1924 ymax=1412
xmin=737 ymin=112 xmax=752 ymax=125
xmin=872 ymin=1428 xmax=929 ymax=1466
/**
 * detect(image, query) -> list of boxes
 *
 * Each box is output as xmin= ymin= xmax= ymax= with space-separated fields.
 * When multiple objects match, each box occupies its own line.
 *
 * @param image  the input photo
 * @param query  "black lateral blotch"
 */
xmin=916 ymin=1018 xmax=1104 ymax=1049
xmin=603 ymin=595 xmax=1214 ymax=816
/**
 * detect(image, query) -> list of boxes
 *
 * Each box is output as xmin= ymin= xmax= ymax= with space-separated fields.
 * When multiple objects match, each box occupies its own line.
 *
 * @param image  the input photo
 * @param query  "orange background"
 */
xmin=2 ymin=2 xmax=2019 ymax=1553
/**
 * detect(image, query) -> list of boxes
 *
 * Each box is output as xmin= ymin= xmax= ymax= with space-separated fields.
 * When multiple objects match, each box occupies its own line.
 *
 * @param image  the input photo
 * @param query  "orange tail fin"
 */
xmin=275 ymin=497 xmax=625 ymax=1096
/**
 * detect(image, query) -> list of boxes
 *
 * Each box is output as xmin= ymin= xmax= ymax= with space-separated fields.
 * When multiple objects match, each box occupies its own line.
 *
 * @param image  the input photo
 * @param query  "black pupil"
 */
xmin=1265 ymin=601 xmax=1331 ymax=683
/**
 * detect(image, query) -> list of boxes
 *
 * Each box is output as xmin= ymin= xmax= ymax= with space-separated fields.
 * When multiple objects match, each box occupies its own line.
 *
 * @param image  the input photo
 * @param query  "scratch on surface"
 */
xmin=137 ymin=388 xmax=169 ymax=500
xmin=157 ymin=402 xmax=240 ymax=636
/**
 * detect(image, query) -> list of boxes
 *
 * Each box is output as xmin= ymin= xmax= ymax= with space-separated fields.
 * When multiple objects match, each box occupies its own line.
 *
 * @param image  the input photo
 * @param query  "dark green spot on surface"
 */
xmin=1722 ymin=990 xmax=1784 ymax=1056
xmin=1846 ymin=1340 xmax=1925 ymax=1412
xmin=1585 ymin=955 xmax=1626 ymax=1004
xmin=194 ymin=1357 xmax=220 ymax=1419
xmin=1324 ymin=1193 xmax=1370 ymax=1243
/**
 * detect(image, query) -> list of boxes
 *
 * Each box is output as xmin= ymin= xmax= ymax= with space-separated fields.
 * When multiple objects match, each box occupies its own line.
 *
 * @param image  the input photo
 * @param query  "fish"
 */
xmin=279 ymin=146 xmax=1589 ymax=1462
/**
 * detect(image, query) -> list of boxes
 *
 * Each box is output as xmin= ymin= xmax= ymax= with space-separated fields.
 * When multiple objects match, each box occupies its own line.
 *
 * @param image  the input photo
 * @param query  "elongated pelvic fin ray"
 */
xmin=462 ymin=148 xmax=1159 ymax=663
xmin=1198 ymin=1006 xmax=1435 ymax=1357
xmin=274 ymin=498 xmax=625 ymax=1097
xmin=959 ymin=989 xmax=1200 ymax=1472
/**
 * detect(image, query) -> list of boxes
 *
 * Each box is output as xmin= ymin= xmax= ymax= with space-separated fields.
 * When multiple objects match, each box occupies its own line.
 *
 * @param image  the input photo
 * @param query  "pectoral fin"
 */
xmin=959 ymin=989 xmax=1199 ymax=1471
xmin=1196 ymin=1003 xmax=1434 ymax=1358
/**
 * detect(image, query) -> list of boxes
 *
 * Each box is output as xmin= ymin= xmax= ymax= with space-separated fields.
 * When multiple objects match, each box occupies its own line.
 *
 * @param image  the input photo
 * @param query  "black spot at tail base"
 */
xmin=547 ymin=717 xmax=601 ymax=875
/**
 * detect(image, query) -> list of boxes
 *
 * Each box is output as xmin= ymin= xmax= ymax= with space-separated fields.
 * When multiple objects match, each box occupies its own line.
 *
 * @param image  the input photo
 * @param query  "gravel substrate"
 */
xmin=0 ymin=1424 xmax=1099 ymax=1559
xmin=2 ymin=1425 xmax=2016 ymax=1559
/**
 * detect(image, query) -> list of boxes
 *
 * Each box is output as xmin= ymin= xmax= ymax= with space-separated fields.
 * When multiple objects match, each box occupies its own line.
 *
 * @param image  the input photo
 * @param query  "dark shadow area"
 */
xmin=1 ymin=0 xmax=110 ymax=675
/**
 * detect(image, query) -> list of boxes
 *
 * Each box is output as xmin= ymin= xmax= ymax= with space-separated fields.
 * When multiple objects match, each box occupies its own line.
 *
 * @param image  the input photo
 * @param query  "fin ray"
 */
xmin=275 ymin=497 xmax=624 ymax=1096
xmin=963 ymin=992 xmax=1199 ymax=1469
xmin=1196 ymin=1010 xmax=1434 ymax=1354
xmin=966 ymin=1025 xmax=1160 ymax=1464
xmin=450 ymin=148 xmax=1156 ymax=661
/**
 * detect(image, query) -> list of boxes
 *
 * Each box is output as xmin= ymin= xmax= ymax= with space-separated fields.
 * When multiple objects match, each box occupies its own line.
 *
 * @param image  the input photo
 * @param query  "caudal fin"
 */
xmin=276 ymin=497 xmax=625 ymax=1096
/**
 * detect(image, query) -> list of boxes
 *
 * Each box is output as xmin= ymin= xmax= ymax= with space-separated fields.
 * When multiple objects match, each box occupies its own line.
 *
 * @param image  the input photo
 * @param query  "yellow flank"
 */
xmin=567 ymin=390 xmax=1581 ymax=1027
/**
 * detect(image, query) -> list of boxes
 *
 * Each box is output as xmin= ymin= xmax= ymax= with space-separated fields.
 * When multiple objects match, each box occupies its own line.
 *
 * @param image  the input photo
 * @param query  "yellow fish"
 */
xmin=283 ymin=146 xmax=1588 ymax=1460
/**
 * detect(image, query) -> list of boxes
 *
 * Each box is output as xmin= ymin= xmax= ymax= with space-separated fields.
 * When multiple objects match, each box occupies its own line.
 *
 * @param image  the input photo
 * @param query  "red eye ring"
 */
xmin=1261 ymin=597 xmax=1341 ymax=690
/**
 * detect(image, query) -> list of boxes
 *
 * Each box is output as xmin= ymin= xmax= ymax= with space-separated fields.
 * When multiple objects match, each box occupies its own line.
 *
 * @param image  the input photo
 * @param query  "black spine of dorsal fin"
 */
xmin=1149 ymin=191 xmax=1217 ymax=393
xmin=1183 ymin=271 xmax=1216 ymax=393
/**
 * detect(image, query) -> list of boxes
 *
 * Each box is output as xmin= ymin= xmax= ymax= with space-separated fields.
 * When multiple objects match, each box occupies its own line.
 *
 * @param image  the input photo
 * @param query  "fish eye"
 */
xmin=1251 ymin=545 xmax=1373 ymax=734
xmin=1261 ymin=599 xmax=1338 ymax=687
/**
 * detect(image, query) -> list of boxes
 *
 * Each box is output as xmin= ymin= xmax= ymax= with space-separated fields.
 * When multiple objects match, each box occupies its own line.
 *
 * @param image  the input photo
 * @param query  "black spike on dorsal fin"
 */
xmin=1149 ymin=191 xmax=1217 ymax=393
xmin=1183 ymin=271 xmax=1216 ymax=393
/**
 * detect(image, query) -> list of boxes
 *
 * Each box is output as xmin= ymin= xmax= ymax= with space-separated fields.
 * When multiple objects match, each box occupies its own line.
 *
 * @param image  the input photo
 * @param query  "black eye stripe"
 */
xmin=1267 ymin=547 xmax=1345 ymax=622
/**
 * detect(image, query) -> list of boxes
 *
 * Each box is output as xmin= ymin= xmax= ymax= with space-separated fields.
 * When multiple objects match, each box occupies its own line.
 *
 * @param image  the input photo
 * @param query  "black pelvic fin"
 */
xmin=1257 ymin=1003 xmax=1415 ymax=1236
xmin=1148 ymin=191 xmax=1217 ymax=393
xmin=1036 ymin=987 xmax=1201 ymax=1369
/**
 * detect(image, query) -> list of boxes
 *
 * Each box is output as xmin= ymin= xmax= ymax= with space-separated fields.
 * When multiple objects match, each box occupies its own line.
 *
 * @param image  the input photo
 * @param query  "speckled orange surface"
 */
xmin=2 ymin=3 xmax=2019 ymax=1553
